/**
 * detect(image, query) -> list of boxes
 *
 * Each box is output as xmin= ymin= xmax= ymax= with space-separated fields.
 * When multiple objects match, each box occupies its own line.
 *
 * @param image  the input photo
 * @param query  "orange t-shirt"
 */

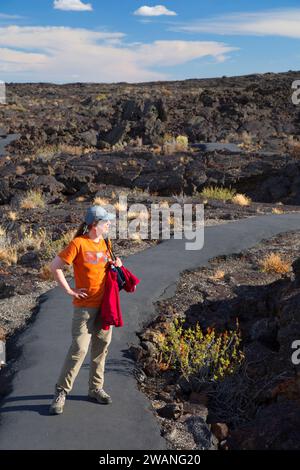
xmin=58 ymin=234 xmax=112 ymax=308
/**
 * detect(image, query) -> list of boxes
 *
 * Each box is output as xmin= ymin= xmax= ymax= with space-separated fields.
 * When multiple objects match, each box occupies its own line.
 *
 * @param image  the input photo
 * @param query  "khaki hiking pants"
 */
xmin=56 ymin=306 xmax=113 ymax=394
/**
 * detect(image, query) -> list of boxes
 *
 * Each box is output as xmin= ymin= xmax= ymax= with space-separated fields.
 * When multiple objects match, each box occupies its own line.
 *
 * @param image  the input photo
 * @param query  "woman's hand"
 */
xmin=66 ymin=288 xmax=88 ymax=299
xmin=113 ymin=257 xmax=123 ymax=267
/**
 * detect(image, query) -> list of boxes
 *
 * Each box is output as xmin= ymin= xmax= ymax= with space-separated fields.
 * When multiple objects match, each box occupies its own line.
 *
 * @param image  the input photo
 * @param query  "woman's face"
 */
xmin=94 ymin=219 xmax=111 ymax=236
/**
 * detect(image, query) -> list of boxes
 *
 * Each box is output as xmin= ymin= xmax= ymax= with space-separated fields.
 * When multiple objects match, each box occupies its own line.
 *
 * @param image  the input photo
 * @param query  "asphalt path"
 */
xmin=0 ymin=213 xmax=300 ymax=449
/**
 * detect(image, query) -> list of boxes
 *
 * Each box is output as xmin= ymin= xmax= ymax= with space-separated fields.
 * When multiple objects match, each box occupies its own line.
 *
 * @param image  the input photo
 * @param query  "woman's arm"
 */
xmin=50 ymin=255 xmax=88 ymax=299
xmin=50 ymin=256 xmax=71 ymax=293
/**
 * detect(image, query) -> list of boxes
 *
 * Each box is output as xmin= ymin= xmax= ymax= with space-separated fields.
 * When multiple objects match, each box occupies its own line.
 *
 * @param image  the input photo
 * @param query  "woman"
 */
xmin=49 ymin=205 xmax=122 ymax=415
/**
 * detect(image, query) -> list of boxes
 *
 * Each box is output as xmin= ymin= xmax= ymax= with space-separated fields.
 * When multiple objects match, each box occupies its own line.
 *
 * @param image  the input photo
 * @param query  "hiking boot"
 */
xmin=49 ymin=385 xmax=67 ymax=415
xmin=88 ymin=388 xmax=112 ymax=404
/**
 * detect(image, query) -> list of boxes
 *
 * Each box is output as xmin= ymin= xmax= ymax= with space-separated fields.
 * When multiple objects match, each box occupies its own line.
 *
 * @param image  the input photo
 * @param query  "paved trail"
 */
xmin=0 ymin=213 xmax=300 ymax=450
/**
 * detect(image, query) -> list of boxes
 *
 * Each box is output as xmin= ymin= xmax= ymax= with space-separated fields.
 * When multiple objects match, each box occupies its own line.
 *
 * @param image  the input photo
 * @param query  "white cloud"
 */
xmin=137 ymin=40 xmax=236 ymax=66
xmin=0 ymin=48 xmax=46 ymax=73
xmin=0 ymin=13 xmax=23 ymax=19
xmin=0 ymin=25 xmax=237 ymax=82
xmin=171 ymin=8 xmax=300 ymax=39
xmin=134 ymin=5 xmax=177 ymax=17
xmin=53 ymin=0 xmax=93 ymax=11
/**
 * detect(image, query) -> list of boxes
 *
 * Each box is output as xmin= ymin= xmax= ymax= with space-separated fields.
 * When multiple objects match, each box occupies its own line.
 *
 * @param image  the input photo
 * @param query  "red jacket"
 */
xmin=121 ymin=265 xmax=141 ymax=293
xmin=100 ymin=266 xmax=140 ymax=330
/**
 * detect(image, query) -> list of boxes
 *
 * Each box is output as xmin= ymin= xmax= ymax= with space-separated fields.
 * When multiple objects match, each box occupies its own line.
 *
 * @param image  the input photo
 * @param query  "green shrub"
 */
xmin=199 ymin=185 xmax=236 ymax=201
xmin=156 ymin=317 xmax=244 ymax=385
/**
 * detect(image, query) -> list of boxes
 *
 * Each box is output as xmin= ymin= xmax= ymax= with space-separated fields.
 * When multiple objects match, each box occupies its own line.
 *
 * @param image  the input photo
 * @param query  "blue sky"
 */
xmin=0 ymin=1 xmax=299 ymax=83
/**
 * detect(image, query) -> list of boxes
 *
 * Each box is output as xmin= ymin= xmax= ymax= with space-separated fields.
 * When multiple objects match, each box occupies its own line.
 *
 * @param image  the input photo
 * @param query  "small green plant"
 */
xmin=175 ymin=135 xmax=189 ymax=151
xmin=156 ymin=317 xmax=244 ymax=385
xmin=199 ymin=185 xmax=236 ymax=201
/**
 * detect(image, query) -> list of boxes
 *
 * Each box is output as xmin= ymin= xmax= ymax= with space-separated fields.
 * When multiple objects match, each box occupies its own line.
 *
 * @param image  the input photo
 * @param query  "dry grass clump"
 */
xmin=0 ymin=225 xmax=17 ymax=265
xmin=209 ymin=269 xmax=225 ymax=281
xmin=127 ymin=210 xmax=149 ymax=221
xmin=33 ymin=143 xmax=95 ymax=160
xmin=232 ymin=193 xmax=252 ymax=206
xmin=0 ymin=246 xmax=17 ymax=266
xmin=7 ymin=211 xmax=18 ymax=221
xmin=39 ymin=263 xmax=54 ymax=281
xmin=159 ymin=200 xmax=170 ymax=208
xmin=43 ymin=229 xmax=77 ymax=259
xmin=200 ymin=185 xmax=236 ymax=201
xmin=237 ymin=131 xmax=262 ymax=151
xmin=272 ymin=207 xmax=284 ymax=214
xmin=19 ymin=190 xmax=45 ymax=209
xmin=93 ymin=197 xmax=111 ymax=206
xmin=259 ymin=252 xmax=291 ymax=274
xmin=286 ymin=136 xmax=300 ymax=158
xmin=114 ymin=201 xmax=127 ymax=212
xmin=95 ymin=93 xmax=107 ymax=101
xmin=239 ymin=131 xmax=253 ymax=146
xmin=162 ymin=134 xmax=189 ymax=155
xmin=16 ymin=227 xmax=47 ymax=253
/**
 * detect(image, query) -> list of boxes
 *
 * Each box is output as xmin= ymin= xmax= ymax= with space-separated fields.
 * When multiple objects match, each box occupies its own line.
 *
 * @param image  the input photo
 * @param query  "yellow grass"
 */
xmin=0 ymin=326 xmax=6 ymax=341
xmin=0 ymin=225 xmax=6 ymax=237
xmin=93 ymin=197 xmax=110 ymax=206
xmin=209 ymin=269 xmax=225 ymax=281
xmin=20 ymin=190 xmax=45 ymax=209
xmin=39 ymin=263 xmax=54 ymax=281
xmin=127 ymin=210 xmax=148 ymax=221
xmin=240 ymin=131 xmax=253 ymax=146
xmin=162 ymin=134 xmax=189 ymax=154
xmin=259 ymin=252 xmax=291 ymax=274
xmin=16 ymin=227 xmax=47 ymax=253
xmin=114 ymin=201 xmax=127 ymax=212
xmin=200 ymin=185 xmax=236 ymax=201
xmin=0 ymin=226 xmax=16 ymax=266
xmin=272 ymin=207 xmax=284 ymax=214
xmin=33 ymin=143 xmax=95 ymax=160
xmin=175 ymin=135 xmax=189 ymax=150
xmin=232 ymin=193 xmax=252 ymax=206
xmin=7 ymin=211 xmax=18 ymax=221
xmin=43 ymin=229 xmax=77 ymax=259
xmin=160 ymin=86 xmax=173 ymax=97
xmin=95 ymin=93 xmax=107 ymax=101
xmin=60 ymin=229 xmax=77 ymax=245
xmin=159 ymin=201 xmax=170 ymax=208
xmin=0 ymin=247 xmax=18 ymax=265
